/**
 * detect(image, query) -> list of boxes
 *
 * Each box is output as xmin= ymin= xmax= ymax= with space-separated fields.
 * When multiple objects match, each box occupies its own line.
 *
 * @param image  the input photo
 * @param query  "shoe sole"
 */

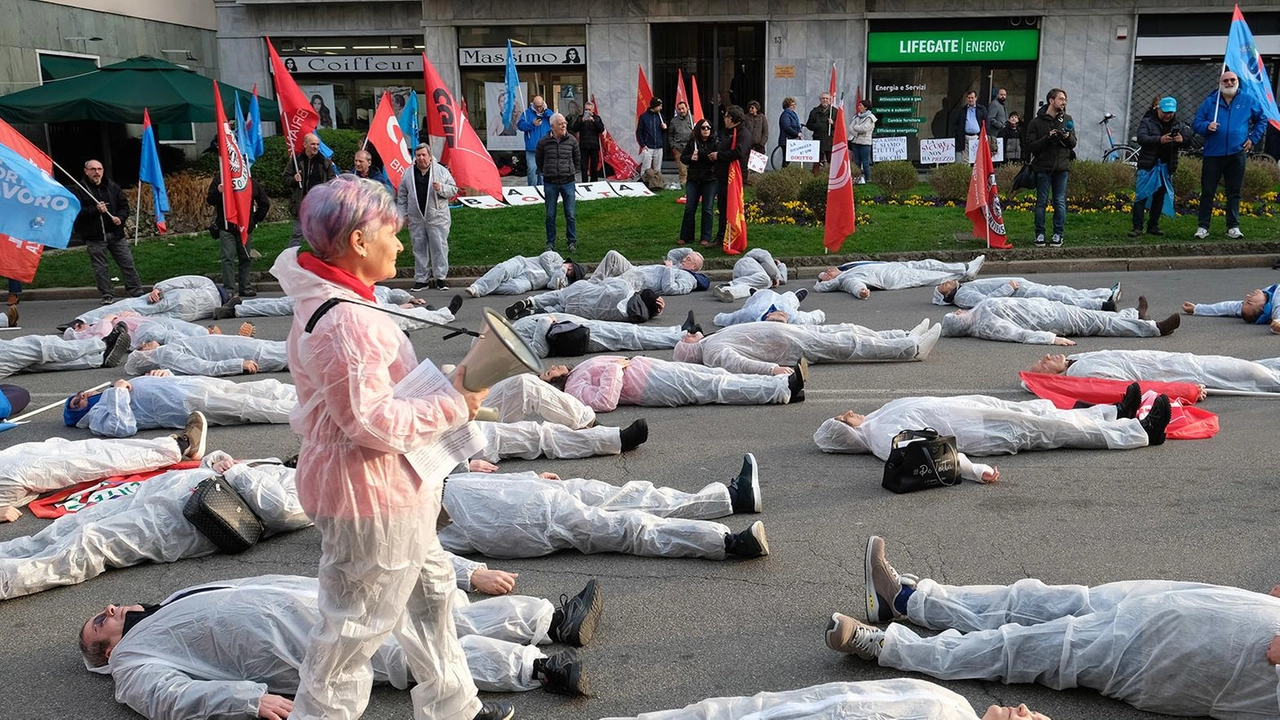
xmin=796 ymin=357 xmax=810 ymax=384
xmin=864 ymin=536 xmax=882 ymax=623
xmin=740 ymin=452 xmax=762 ymax=513
xmin=750 ymin=521 xmax=769 ymax=556
xmin=573 ymin=579 xmax=603 ymax=647
xmin=187 ymin=411 xmax=208 ymax=460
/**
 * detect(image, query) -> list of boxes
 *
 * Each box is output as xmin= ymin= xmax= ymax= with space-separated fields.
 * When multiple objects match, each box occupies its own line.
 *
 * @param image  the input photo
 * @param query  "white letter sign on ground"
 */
xmin=611 ymin=181 xmax=655 ymax=198
xmin=576 ymin=182 xmax=616 ymax=200
xmin=503 ymin=186 xmax=544 ymax=205
xmin=457 ymin=195 xmax=507 ymax=209
xmin=919 ymin=138 xmax=956 ymax=164
xmin=785 ymin=139 xmax=820 ymax=162
xmin=872 ymin=136 xmax=909 ymax=162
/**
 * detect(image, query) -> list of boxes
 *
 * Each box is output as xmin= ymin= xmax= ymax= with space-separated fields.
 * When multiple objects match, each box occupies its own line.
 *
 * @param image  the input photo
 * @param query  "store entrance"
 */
xmin=651 ymin=22 xmax=766 ymax=127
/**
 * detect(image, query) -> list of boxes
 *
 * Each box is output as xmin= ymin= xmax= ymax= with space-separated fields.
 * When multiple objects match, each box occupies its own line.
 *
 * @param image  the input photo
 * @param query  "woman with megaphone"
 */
xmin=271 ymin=175 xmax=513 ymax=720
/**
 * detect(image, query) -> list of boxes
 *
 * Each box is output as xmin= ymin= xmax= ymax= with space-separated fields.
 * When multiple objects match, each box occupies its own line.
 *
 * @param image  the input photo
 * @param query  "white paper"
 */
xmin=785 ymin=139 xmax=820 ymax=162
xmin=967 ymin=137 xmax=1004 ymax=164
xmin=919 ymin=138 xmax=956 ymax=164
xmin=872 ymin=135 xmax=909 ymax=162
xmin=393 ymin=359 xmax=486 ymax=486
xmin=747 ymin=149 xmax=768 ymax=174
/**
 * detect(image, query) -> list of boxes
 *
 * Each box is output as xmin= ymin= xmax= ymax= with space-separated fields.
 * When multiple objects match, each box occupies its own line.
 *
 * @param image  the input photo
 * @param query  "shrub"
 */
xmin=927 ymin=162 xmax=972 ymax=201
xmin=250 ymin=128 xmax=366 ymax=198
xmin=1066 ymin=160 xmax=1127 ymax=203
xmin=753 ymin=166 xmax=807 ymax=205
xmin=1106 ymin=161 xmax=1136 ymax=192
xmin=798 ymin=176 xmax=828 ymax=216
xmin=123 ymin=170 xmax=215 ymax=236
xmin=875 ymin=161 xmax=918 ymax=199
xmin=995 ymin=163 xmax=1025 ymax=197
xmin=1242 ymin=157 xmax=1280 ymax=201
xmin=1172 ymin=156 xmax=1201 ymax=199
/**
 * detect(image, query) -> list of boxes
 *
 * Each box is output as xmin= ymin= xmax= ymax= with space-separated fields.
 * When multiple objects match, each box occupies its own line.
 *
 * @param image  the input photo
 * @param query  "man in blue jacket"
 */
xmin=636 ymin=97 xmax=667 ymax=182
xmin=517 ymin=95 xmax=554 ymax=185
xmin=1192 ymin=71 xmax=1266 ymax=239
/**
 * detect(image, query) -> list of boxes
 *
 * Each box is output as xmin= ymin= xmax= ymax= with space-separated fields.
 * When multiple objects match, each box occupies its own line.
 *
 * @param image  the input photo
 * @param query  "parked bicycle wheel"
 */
xmin=769 ymin=145 xmax=786 ymax=170
xmin=1102 ymin=145 xmax=1138 ymax=164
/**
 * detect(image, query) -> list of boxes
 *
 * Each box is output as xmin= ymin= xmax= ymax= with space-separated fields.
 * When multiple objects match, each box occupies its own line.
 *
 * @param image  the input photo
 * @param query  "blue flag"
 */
xmin=139 ymin=109 xmax=170 ymax=233
xmin=248 ymin=87 xmax=265 ymax=159
xmin=234 ymin=92 xmax=255 ymax=166
xmin=0 ymin=141 xmax=79 ymax=249
xmin=1226 ymin=6 xmax=1280 ymax=130
xmin=504 ymin=40 xmax=520 ymax=134
xmin=398 ymin=90 xmax=420 ymax=145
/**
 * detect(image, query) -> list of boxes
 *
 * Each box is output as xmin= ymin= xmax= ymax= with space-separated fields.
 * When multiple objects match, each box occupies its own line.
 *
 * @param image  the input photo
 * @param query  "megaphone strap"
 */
xmin=303 ymin=297 xmax=479 ymax=338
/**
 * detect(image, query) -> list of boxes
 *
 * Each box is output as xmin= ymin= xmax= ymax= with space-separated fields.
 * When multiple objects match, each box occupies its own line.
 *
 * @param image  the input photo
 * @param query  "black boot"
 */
xmin=472 ymin=702 xmax=515 ymax=720
xmin=548 ymin=579 xmax=603 ymax=647
xmin=681 ymin=310 xmax=701 ymax=335
xmin=1156 ymin=313 xmax=1180 ymax=336
xmin=727 ymin=453 xmax=761 ymax=514
xmin=618 ymin=418 xmax=649 ymax=451
xmin=724 ymin=521 xmax=770 ymax=558
xmin=1140 ymin=394 xmax=1172 ymax=446
xmin=533 ymin=649 xmax=589 ymax=696
xmin=787 ymin=366 xmax=805 ymax=403
xmin=213 ymin=296 xmax=242 ymax=320
xmin=447 ymin=293 xmax=464 ymax=315
xmin=1114 ymin=382 xmax=1142 ymax=419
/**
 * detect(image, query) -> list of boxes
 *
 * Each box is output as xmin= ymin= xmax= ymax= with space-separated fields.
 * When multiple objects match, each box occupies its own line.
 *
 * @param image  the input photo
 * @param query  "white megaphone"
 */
xmin=447 ymin=308 xmax=545 ymax=393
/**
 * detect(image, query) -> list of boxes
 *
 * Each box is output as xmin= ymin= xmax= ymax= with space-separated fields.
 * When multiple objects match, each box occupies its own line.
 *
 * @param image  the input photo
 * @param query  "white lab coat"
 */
xmin=439 ymin=472 xmax=733 ymax=559
xmin=124 ymin=335 xmax=288 ymax=376
xmin=78 ymin=375 xmax=296 ymax=437
xmin=882 ymin=578 xmax=1280 ymax=719
xmin=0 ymin=436 xmax=181 ymax=513
xmin=673 ymin=323 xmax=919 ymax=375
xmin=1064 ymin=349 xmax=1280 ymax=392
xmin=941 ymin=297 xmax=1159 ymax=344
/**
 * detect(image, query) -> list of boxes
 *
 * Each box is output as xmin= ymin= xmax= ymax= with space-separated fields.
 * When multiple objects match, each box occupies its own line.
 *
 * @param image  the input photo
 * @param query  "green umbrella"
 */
xmin=0 ymin=56 xmax=279 ymax=125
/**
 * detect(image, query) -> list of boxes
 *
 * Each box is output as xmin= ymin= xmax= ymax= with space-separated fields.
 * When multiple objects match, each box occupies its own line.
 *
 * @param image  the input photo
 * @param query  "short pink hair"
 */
xmin=299 ymin=174 xmax=403 ymax=260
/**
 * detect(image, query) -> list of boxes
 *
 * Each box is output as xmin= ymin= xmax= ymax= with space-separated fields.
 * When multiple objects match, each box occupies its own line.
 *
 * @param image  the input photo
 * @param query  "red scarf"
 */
xmin=297 ymin=251 xmax=376 ymax=301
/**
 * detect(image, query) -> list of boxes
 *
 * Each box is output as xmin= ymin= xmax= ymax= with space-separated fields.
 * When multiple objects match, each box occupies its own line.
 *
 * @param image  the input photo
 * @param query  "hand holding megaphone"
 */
xmin=446 ymin=308 xmax=545 ymax=394
xmin=449 ymin=367 xmax=489 ymax=421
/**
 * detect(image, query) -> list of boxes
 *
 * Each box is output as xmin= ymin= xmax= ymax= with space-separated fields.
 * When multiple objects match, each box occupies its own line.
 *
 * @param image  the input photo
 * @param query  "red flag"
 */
xmin=829 ymin=64 xmax=838 ymax=101
xmin=592 ymin=93 xmax=639 ymax=181
xmin=689 ymin=75 xmax=705 ymax=124
xmin=1019 ymin=372 xmax=1218 ymax=440
xmin=266 ymin=37 xmax=319 ymax=155
xmin=421 ymin=53 xmax=502 ymax=200
xmin=675 ymin=69 xmax=689 ymax=109
xmin=636 ymin=65 xmax=653 ymax=126
xmin=824 ymin=107 xmax=856 ymax=253
xmin=964 ymin=125 xmax=1011 ymax=249
xmin=0 ymin=119 xmax=48 ymax=282
xmin=213 ymin=82 xmax=254 ymax=245
xmin=723 ymin=129 xmax=747 ymax=255
xmin=368 ymin=92 xmax=413 ymax=189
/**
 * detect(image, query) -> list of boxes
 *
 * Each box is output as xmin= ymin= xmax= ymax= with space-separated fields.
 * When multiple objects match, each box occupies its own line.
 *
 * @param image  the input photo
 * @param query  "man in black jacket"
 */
xmin=1023 ymin=89 xmax=1077 ymax=247
xmin=74 ymin=159 xmax=143 ymax=305
xmin=207 ymin=173 xmax=271 ymax=296
xmin=949 ymin=91 xmax=988 ymax=163
xmin=1130 ymin=97 xmax=1187 ymax=237
xmin=569 ymin=101 xmax=605 ymax=182
xmin=536 ymin=113 xmax=581 ymax=253
xmin=804 ymin=93 xmax=835 ymax=166
xmin=711 ymin=105 xmax=752 ymax=247
xmin=281 ymin=133 xmax=336 ymax=248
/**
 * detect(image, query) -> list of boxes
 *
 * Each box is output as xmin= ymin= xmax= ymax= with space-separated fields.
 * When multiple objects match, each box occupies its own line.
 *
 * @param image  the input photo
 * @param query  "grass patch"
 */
xmin=27 ymin=184 xmax=1280 ymax=289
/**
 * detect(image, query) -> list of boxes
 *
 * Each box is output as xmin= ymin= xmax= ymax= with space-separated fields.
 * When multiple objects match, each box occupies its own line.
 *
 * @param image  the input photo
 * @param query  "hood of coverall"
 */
xmin=940 ymin=312 xmax=975 ymax=337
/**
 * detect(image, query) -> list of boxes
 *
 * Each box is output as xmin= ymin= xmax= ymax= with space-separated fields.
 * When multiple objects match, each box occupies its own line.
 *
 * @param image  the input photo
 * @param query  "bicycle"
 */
xmin=1100 ymin=113 xmax=1138 ymax=164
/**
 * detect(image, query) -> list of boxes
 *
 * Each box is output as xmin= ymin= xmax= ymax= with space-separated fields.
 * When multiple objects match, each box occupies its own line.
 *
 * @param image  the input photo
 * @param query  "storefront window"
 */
xmin=458 ymin=25 xmax=586 ymax=48
xmin=651 ymin=23 xmax=766 ymax=129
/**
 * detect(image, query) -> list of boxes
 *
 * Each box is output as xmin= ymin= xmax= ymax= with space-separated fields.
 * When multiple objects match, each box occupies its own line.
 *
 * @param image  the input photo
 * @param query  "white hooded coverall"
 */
xmin=941 ymin=298 xmax=1159 ymax=344
xmin=123 ymin=335 xmax=288 ymax=376
xmin=813 ymin=257 xmax=980 ymax=298
xmin=1063 ymin=349 xmax=1280 ymax=392
xmin=74 ymin=275 xmax=223 ymax=325
xmin=590 ymin=249 xmax=703 ymax=295
xmin=937 ymin=276 xmax=1114 ymax=309
xmin=673 ymin=323 xmax=920 ymax=374
xmin=530 ymin=277 xmax=653 ymax=322
xmin=484 ymin=374 xmax=597 ymax=429
xmin=468 ymin=251 xmax=569 ymax=296
xmin=76 ymin=375 xmax=296 ymax=437
xmin=564 ymin=355 xmax=792 ymax=411
xmin=713 ymin=289 xmax=825 ymax=327
xmin=397 ymin=161 xmax=458 ymax=284
xmin=64 ymin=314 xmax=209 ymax=347
xmin=512 ymin=313 xmax=685 ymax=358
xmin=474 ymin=419 xmax=623 ymax=461
xmin=0 ymin=436 xmax=181 ymax=517
xmin=0 ymin=335 xmax=106 ymax=379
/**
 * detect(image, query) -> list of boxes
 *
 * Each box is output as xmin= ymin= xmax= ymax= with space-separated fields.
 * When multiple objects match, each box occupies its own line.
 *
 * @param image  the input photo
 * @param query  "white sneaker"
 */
xmin=713 ymin=285 xmax=736 ymax=303
xmin=965 ymin=254 xmax=986 ymax=279
xmin=824 ymin=613 xmax=885 ymax=659
xmin=857 ymin=177 xmax=867 ymax=184
xmin=1194 ymin=227 xmax=1210 ymax=239
xmin=915 ymin=324 xmax=942 ymax=361
xmin=909 ymin=318 xmax=930 ymax=337
xmin=1226 ymin=227 xmax=1244 ymax=239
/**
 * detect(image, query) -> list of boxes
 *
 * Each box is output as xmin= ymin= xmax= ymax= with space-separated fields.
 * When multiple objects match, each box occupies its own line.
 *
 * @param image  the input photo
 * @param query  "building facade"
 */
xmin=215 ymin=0 xmax=1278 ymax=165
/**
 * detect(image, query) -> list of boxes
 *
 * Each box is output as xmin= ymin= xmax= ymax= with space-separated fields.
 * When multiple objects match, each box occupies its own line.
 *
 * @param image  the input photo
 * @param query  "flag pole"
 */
xmin=1212 ymin=56 xmax=1228 ymax=125
xmin=133 ymin=180 xmax=142 ymax=246
xmin=9 ymin=381 xmax=110 ymax=424
xmin=51 ymin=159 xmax=120 ymax=225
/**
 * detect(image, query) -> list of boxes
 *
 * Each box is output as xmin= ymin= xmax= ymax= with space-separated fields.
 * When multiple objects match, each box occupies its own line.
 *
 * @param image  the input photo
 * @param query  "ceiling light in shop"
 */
xmin=304 ymin=46 xmax=348 ymax=51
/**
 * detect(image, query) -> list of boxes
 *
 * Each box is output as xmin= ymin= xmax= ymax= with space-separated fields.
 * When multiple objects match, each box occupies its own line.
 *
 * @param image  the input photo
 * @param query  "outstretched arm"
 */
xmin=112 ymin=660 xmax=270 ymax=720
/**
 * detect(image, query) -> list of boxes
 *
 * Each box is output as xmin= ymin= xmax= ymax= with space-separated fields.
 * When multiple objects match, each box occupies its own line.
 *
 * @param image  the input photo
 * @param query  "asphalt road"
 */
xmin=3 ymin=265 xmax=1279 ymax=720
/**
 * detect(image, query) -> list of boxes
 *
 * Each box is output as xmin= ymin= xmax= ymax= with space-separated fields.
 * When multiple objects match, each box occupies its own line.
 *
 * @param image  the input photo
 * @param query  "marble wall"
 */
xmin=585 ymin=20 xmax=650 ymax=156
xmin=766 ymin=17 xmax=866 ymax=152
xmin=1037 ymin=13 xmax=1135 ymax=161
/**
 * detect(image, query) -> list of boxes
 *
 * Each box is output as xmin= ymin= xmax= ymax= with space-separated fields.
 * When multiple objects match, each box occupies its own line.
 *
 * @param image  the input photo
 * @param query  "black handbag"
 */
xmin=546 ymin=320 xmax=591 ymax=356
xmin=183 ymin=476 xmax=265 ymax=553
xmin=1011 ymin=163 xmax=1036 ymax=192
xmin=881 ymin=428 xmax=962 ymax=494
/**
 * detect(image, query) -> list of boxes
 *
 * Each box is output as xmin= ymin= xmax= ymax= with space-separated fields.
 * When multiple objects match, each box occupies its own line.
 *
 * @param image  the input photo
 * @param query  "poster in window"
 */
xmin=484 ymin=81 xmax=528 ymax=151
xmin=300 ymin=85 xmax=338 ymax=130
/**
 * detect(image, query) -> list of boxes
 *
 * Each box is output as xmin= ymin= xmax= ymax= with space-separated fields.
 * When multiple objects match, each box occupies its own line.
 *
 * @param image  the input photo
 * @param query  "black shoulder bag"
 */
xmin=881 ymin=428 xmax=962 ymax=494
xmin=183 ymin=476 xmax=265 ymax=553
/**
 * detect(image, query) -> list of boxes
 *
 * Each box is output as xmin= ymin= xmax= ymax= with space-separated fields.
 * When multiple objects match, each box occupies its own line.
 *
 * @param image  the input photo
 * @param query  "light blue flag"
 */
xmin=234 ymin=92 xmax=255 ymax=166
xmin=399 ymin=90 xmax=420 ymax=145
xmin=248 ymin=88 xmax=265 ymax=159
xmin=139 ymin=110 xmax=170 ymax=232
xmin=0 ymin=141 xmax=80 ymax=249
xmin=1225 ymin=7 xmax=1280 ymax=130
xmin=504 ymin=40 xmax=520 ymax=134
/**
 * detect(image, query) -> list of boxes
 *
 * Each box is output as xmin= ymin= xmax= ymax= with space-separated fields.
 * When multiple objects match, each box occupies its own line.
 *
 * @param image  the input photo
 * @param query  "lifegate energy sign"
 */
xmin=867 ymin=29 xmax=1040 ymax=63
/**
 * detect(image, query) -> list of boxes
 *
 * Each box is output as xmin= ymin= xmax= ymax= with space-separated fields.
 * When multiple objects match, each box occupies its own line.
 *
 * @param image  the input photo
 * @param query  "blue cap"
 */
xmin=63 ymin=392 xmax=102 ymax=427
xmin=1159 ymin=97 xmax=1177 ymax=113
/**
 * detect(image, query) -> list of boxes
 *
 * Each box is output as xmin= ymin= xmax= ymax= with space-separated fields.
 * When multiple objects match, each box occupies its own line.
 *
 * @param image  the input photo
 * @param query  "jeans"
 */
xmin=218 ymin=229 xmax=254 ymax=293
xmin=526 ymin=150 xmax=541 ymax=185
xmin=6 ymin=279 xmax=19 ymax=295
xmin=715 ymin=175 xmax=731 ymax=242
xmin=681 ymin=179 xmax=717 ymax=243
xmin=1131 ymin=185 xmax=1167 ymax=232
xmin=86 ymin=236 xmax=143 ymax=298
xmin=1034 ymin=170 xmax=1069 ymax=237
xmin=544 ymin=180 xmax=577 ymax=248
xmin=288 ymin=218 xmax=304 ymax=249
xmin=580 ymin=145 xmax=602 ymax=183
xmin=853 ymin=144 xmax=873 ymax=181
xmin=1197 ymin=151 xmax=1247 ymax=230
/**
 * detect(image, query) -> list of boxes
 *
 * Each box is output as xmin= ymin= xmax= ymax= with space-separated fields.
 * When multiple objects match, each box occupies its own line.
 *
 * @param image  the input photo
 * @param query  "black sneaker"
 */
xmin=727 ymin=453 xmax=761 ymax=513
xmin=472 ymin=702 xmax=515 ymax=720
xmin=533 ymin=649 xmax=589 ymax=696
xmin=240 ymin=288 xmax=258 ymax=297
xmin=447 ymin=294 xmax=465 ymax=315
xmin=411 ymin=283 xmax=431 ymax=292
xmin=794 ymin=288 xmax=809 ymax=303
xmin=1050 ymin=234 xmax=1063 ymax=247
xmin=1115 ymin=382 xmax=1142 ymax=419
xmin=725 ymin=521 xmax=770 ymax=558
xmin=1033 ymin=234 xmax=1046 ymax=247
xmin=213 ymin=296 xmax=242 ymax=320
xmin=787 ymin=367 xmax=805 ymax=403
xmin=1127 ymin=228 xmax=1144 ymax=238
xmin=1146 ymin=227 xmax=1163 ymax=236
xmin=618 ymin=419 xmax=648 ymax=452
xmin=505 ymin=299 xmax=532 ymax=321
xmin=283 ymin=454 xmax=299 ymax=468
xmin=548 ymin=579 xmax=603 ymax=647
xmin=436 ymin=280 xmax=451 ymax=291
xmin=101 ymin=322 xmax=132 ymax=368
xmin=1140 ymin=394 xmax=1172 ymax=446
xmin=175 ymin=411 xmax=208 ymax=460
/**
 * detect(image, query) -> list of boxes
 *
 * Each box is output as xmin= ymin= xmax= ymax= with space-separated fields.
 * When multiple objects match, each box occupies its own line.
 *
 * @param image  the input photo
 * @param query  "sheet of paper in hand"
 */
xmin=393 ymin=359 xmax=486 ymax=486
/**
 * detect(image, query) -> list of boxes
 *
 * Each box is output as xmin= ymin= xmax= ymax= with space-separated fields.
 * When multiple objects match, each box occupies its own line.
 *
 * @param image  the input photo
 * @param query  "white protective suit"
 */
xmin=713 ymin=289 xmax=825 ymax=327
xmin=714 ymin=248 xmax=789 ymax=301
xmin=601 ymin=678 xmax=1000 ymax=720
xmin=468 ymin=251 xmax=570 ymax=296
xmin=512 ymin=313 xmax=685 ymax=358
xmin=64 ymin=314 xmax=209 ymax=347
xmin=124 ymin=335 xmax=288 ymax=376
xmin=590 ymin=249 xmax=707 ymax=295
xmin=814 ymin=394 xmax=1151 ymax=458
xmin=273 ymin=246 xmax=480 ymax=720
xmin=98 ymin=575 xmax=561 ymax=720
xmin=673 ymin=323 xmax=921 ymax=375
xmin=484 ymin=374 xmax=597 ymax=429
xmin=75 ymin=375 xmax=295 ymax=437
xmin=1062 ymin=349 xmax=1280 ymax=392
xmin=0 ymin=454 xmax=310 ymax=600
xmin=0 ymin=436 xmax=181 ymax=516
xmin=0 ymin=334 xmax=106 ymax=379
xmin=74 ymin=275 xmax=223 ymax=325
xmin=1188 ymin=283 xmax=1280 ymax=326
xmin=474 ymin=419 xmax=623 ymax=461
xmin=397 ymin=161 xmax=458 ymax=284
xmin=879 ymin=578 xmax=1280 ymax=719
xmin=813 ymin=257 xmax=981 ymax=298
xmin=941 ymin=297 xmax=1159 ymax=344
xmin=234 ymin=287 xmax=456 ymax=332
xmin=440 ymin=471 xmax=734 ymax=560
xmin=564 ymin=355 xmax=792 ymax=411
xmin=529 ymin=278 xmax=658 ymax=322
xmin=936 ymin=276 xmax=1115 ymax=309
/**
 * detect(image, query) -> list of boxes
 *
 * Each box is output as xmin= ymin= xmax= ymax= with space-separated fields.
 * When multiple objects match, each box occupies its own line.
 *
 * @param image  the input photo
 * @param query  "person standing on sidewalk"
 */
xmin=1192 ymin=71 xmax=1266 ymax=239
xmin=74 ymin=160 xmax=143 ymax=305
xmin=668 ymin=100 xmax=693 ymax=187
xmin=207 ymin=172 xmax=271 ymax=297
xmin=537 ymin=114 xmax=581 ymax=254
xmin=1130 ymin=96 xmax=1186 ymax=238
xmin=1024 ymin=89 xmax=1077 ymax=248
xmin=396 ymin=144 xmax=457 ymax=291
xmin=282 ymin=134 xmax=337 ymax=249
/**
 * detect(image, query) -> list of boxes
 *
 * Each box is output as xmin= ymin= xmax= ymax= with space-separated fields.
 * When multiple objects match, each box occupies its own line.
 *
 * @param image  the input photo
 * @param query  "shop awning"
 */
xmin=0 ymin=56 xmax=279 ymax=125
xmin=38 ymin=54 xmax=98 ymax=83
